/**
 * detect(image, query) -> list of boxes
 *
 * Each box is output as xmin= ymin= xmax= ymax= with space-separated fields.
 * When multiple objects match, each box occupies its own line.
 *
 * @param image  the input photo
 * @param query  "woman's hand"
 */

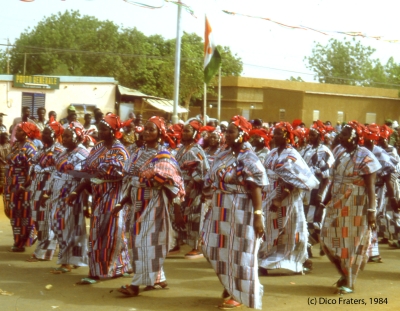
xmin=253 ymin=214 xmax=264 ymax=238
xmin=111 ymin=204 xmax=123 ymax=217
xmin=39 ymin=192 xmax=50 ymax=207
xmin=269 ymin=198 xmax=282 ymax=212
xmin=65 ymin=192 xmax=78 ymax=206
xmin=368 ymin=211 xmax=376 ymax=231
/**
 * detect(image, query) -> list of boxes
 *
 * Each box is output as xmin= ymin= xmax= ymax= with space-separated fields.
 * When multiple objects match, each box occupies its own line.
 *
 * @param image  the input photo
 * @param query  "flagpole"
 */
xmin=172 ymin=1 xmax=182 ymax=125
xmin=217 ymin=65 xmax=221 ymax=122
xmin=203 ymin=83 xmax=207 ymax=124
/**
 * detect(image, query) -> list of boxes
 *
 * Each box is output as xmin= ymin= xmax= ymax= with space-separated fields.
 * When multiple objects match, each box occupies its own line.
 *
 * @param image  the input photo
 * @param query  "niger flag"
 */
xmin=204 ymin=16 xmax=221 ymax=85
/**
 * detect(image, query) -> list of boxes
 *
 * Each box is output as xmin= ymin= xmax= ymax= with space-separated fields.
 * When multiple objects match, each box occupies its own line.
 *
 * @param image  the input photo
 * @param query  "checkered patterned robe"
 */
xmin=300 ymin=144 xmax=334 ymax=245
xmin=202 ymin=144 xmax=268 ymax=309
xmin=85 ymin=140 xmax=132 ymax=278
xmin=124 ymin=145 xmax=184 ymax=286
xmin=4 ymin=140 xmax=37 ymax=248
xmin=49 ymin=144 xmax=89 ymax=266
xmin=29 ymin=142 xmax=65 ymax=260
xmin=259 ymin=145 xmax=319 ymax=272
xmin=321 ymin=146 xmax=381 ymax=288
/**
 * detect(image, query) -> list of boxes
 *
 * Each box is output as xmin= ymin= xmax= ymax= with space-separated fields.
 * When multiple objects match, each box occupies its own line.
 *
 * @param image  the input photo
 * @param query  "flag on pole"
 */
xmin=204 ymin=16 xmax=221 ymax=85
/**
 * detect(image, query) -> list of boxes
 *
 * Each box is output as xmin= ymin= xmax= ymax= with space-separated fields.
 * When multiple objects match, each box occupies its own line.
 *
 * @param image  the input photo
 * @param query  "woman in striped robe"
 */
xmin=113 ymin=116 xmax=185 ymax=296
xmin=28 ymin=118 xmax=65 ymax=261
xmin=202 ymin=115 xmax=267 ymax=310
xmin=49 ymin=122 xmax=89 ymax=271
xmin=67 ymin=114 xmax=133 ymax=282
xmin=4 ymin=122 xmax=39 ymax=252
xmin=320 ymin=121 xmax=381 ymax=294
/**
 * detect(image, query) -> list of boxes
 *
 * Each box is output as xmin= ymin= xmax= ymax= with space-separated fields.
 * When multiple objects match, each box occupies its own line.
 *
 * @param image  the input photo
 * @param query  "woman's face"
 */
xmin=364 ymin=139 xmax=374 ymax=151
xmin=338 ymin=127 xmax=354 ymax=148
xmin=16 ymin=126 xmax=27 ymax=142
xmin=225 ymin=123 xmax=240 ymax=147
xmin=208 ymin=133 xmax=220 ymax=147
xmin=308 ymin=129 xmax=319 ymax=145
xmin=143 ymin=121 xmax=159 ymax=143
xmin=378 ymin=137 xmax=387 ymax=148
xmin=182 ymin=125 xmax=194 ymax=142
xmin=273 ymin=127 xmax=287 ymax=147
xmin=62 ymin=129 xmax=76 ymax=149
xmin=98 ymin=122 xmax=113 ymax=142
xmin=42 ymin=127 xmax=54 ymax=145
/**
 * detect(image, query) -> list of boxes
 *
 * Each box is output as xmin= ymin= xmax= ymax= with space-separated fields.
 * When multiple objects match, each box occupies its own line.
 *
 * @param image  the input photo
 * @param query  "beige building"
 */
xmin=205 ymin=77 xmax=400 ymax=125
xmin=0 ymin=74 xmax=117 ymax=128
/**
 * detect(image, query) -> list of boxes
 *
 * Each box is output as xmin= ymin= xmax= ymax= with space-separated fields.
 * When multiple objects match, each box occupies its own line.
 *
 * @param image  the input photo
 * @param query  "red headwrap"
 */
xmin=68 ymin=121 xmax=85 ymax=143
xmin=249 ymin=128 xmax=270 ymax=147
xmin=292 ymin=119 xmax=303 ymax=129
xmin=363 ymin=123 xmax=380 ymax=141
xmin=18 ymin=122 xmax=41 ymax=140
xmin=199 ymin=126 xmax=216 ymax=133
xmin=187 ymin=120 xmax=203 ymax=142
xmin=274 ymin=122 xmax=294 ymax=145
xmin=380 ymin=125 xmax=393 ymax=140
xmin=46 ymin=116 xmax=64 ymax=139
xmin=345 ymin=120 xmax=364 ymax=144
xmin=101 ymin=113 xmax=133 ymax=140
xmin=167 ymin=123 xmax=183 ymax=145
xmin=311 ymin=120 xmax=327 ymax=140
xmin=148 ymin=116 xmax=176 ymax=149
xmin=230 ymin=115 xmax=252 ymax=141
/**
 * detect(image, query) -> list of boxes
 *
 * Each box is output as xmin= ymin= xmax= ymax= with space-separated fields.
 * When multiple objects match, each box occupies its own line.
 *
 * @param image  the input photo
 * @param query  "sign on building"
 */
xmin=13 ymin=75 xmax=60 ymax=90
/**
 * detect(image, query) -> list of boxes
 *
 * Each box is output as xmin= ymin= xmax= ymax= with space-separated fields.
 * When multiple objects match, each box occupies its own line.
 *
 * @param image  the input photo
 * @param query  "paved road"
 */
xmin=0 ymin=198 xmax=399 ymax=311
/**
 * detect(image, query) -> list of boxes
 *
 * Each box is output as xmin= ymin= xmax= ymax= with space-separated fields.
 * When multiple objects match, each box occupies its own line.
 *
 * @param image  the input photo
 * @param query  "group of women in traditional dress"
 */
xmin=3 ymin=112 xmax=400 ymax=309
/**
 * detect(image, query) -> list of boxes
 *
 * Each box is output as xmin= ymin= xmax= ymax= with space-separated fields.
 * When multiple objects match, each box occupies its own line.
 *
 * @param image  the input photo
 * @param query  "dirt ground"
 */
xmin=0 ymin=198 xmax=400 ymax=311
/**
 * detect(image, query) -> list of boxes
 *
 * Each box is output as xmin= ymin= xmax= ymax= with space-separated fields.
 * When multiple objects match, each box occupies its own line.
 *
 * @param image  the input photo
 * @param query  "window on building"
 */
xmin=366 ymin=113 xmax=376 ymax=124
xmin=337 ymin=111 xmax=344 ymax=123
xmin=279 ymin=109 xmax=285 ymax=121
xmin=313 ymin=110 xmax=320 ymax=121
xmin=22 ymin=92 xmax=45 ymax=119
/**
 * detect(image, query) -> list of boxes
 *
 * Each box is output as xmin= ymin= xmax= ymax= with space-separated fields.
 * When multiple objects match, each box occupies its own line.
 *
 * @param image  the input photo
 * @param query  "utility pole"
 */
xmin=172 ymin=1 xmax=182 ymax=124
xmin=6 ymin=38 xmax=10 ymax=74
xmin=24 ymin=53 xmax=27 ymax=75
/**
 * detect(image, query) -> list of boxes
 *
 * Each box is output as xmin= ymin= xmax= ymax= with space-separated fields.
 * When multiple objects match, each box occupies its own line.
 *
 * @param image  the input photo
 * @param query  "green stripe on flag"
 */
xmin=204 ymin=48 xmax=221 ymax=85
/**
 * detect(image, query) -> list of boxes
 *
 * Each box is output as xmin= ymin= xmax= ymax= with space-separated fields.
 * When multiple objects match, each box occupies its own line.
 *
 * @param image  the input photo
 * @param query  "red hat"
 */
xmin=380 ymin=125 xmax=393 ymax=140
xmin=249 ymin=128 xmax=270 ymax=147
xmin=101 ymin=113 xmax=133 ymax=139
xmin=230 ymin=115 xmax=252 ymax=141
xmin=18 ymin=122 xmax=41 ymax=140
xmin=311 ymin=120 xmax=327 ymax=140
xmin=275 ymin=121 xmax=294 ymax=145
xmin=46 ymin=116 xmax=64 ymax=139
xmin=148 ymin=116 xmax=176 ymax=148
xmin=363 ymin=123 xmax=380 ymax=141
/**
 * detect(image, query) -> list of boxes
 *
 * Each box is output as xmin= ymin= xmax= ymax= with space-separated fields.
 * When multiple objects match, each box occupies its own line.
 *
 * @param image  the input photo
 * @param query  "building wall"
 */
xmin=207 ymin=76 xmax=400 ymax=124
xmin=0 ymin=76 xmax=117 ymax=128
xmin=302 ymin=93 xmax=400 ymax=126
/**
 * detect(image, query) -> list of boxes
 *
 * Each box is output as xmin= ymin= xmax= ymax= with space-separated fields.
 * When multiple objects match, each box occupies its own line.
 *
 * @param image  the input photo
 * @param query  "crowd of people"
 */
xmin=1 ymin=104 xmax=400 ymax=310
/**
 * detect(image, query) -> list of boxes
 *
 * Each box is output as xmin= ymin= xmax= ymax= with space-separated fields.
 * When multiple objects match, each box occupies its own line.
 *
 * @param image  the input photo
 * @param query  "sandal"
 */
xmin=334 ymin=276 xmax=347 ymax=288
xmin=388 ymin=240 xmax=400 ymax=248
xmin=77 ymin=278 xmax=97 ymax=285
xmin=368 ymin=255 xmax=383 ymax=263
xmin=167 ymin=245 xmax=181 ymax=256
xmin=218 ymin=299 xmax=243 ymax=309
xmin=143 ymin=282 xmax=168 ymax=291
xmin=117 ymin=284 xmax=139 ymax=297
xmin=303 ymin=259 xmax=313 ymax=270
xmin=184 ymin=250 xmax=204 ymax=260
xmin=222 ymin=289 xmax=230 ymax=300
xmin=50 ymin=267 xmax=71 ymax=274
xmin=336 ymin=286 xmax=353 ymax=295
xmin=9 ymin=246 xmax=25 ymax=252
xmin=26 ymin=255 xmax=46 ymax=262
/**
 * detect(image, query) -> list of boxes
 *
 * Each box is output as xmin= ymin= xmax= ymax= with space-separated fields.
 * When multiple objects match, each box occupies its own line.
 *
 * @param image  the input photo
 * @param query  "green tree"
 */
xmin=9 ymin=10 xmax=243 ymax=113
xmin=287 ymin=76 xmax=304 ymax=82
xmin=305 ymin=38 xmax=383 ymax=86
xmin=0 ymin=51 xmax=7 ymax=74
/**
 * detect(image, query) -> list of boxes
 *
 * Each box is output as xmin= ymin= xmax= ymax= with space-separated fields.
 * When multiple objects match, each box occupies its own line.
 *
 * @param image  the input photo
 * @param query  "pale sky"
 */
xmin=1 ymin=0 xmax=400 ymax=84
